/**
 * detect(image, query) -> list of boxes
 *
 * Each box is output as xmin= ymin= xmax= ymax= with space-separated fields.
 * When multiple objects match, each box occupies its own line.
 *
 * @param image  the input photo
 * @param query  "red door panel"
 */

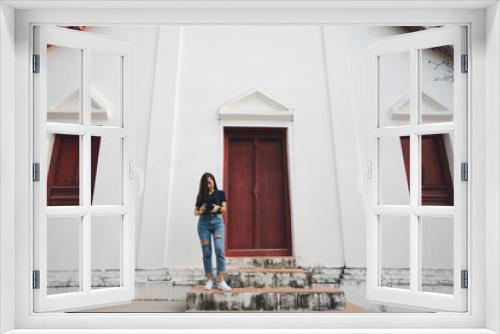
xmin=224 ymin=127 xmax=292 ymax=257
xmin=47 ymin=134 xmax=100 ymax=206
xmin=400 ymin=134 xmax=453 ymax=206
xmin=227 ymin=139 xmax=255 ymax=250
xmin=256 ymin=139 xmax=287 ymax=250
xmin=47 ymin=134 xmax=80 ymax=206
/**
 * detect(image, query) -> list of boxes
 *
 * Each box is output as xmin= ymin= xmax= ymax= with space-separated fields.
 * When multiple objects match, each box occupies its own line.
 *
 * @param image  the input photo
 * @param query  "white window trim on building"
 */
xmin=0 ymin=1 xmax=498 ymax=334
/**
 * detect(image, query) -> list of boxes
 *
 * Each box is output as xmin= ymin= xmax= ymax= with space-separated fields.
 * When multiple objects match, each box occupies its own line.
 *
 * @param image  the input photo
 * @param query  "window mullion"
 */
xmin=81 ymin=48 xmax=92 ymax=294
xmin=409 ymin=48 xmax=420 ymax=293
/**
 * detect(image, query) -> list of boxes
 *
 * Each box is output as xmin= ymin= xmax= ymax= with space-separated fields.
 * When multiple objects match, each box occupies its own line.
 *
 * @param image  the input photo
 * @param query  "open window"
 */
xmin=32 ymin=26 xmax=135 ymax=312
xmin=366 ymin=26 xmax=467 ymax=311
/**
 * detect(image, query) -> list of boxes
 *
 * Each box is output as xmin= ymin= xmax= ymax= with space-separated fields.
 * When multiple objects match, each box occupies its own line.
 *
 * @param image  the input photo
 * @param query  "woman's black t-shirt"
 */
xmin=195 ymin=190 xmax=227 ymax=214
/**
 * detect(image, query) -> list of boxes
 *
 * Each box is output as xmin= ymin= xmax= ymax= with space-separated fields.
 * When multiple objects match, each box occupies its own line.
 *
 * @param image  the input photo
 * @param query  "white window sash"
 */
xmin=32 ymin=26 xmax=135 ymax=312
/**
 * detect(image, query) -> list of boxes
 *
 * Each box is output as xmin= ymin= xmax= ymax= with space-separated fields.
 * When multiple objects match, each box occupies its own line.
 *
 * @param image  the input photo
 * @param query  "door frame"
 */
xmin=223 ymin=126 xmax=292 ymax=257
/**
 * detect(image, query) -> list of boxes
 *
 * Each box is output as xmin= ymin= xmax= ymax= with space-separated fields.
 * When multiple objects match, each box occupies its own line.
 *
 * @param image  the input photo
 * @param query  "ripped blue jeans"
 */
xmin=197 ymin=213 xmax=226 ymax=276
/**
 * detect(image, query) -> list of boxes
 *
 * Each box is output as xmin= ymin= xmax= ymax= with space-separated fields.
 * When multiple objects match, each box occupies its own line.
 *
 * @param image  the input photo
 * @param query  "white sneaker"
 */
xmin=217 ymin=280 xmax=232 ymax=292
xmin=203 ymin=280 xmax=213 ymax=290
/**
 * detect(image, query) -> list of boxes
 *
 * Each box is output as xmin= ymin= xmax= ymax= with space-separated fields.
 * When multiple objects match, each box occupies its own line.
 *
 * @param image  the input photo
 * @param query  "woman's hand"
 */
xmin=195 ymin=204 xmax=207 ymax=216
xmin=213 ymin=202 xmax=226 ymax=214
xmin=211 ymin=204 xmax=221 ymax=213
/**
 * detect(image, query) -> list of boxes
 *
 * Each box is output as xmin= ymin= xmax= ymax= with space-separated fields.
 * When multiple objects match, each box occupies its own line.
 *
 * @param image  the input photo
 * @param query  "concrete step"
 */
xmin=185 ymin=284 xmax=346 ymax=312
xmin=226 ymin=256 xmax=297 ymax=269
xmin=226 ymin=268 xmax=312 ymax=288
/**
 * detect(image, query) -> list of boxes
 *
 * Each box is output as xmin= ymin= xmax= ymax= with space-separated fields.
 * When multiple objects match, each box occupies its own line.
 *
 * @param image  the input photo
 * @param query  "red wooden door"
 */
xmin=224 ymin=127 xmax=292 ymax=256
xmin=47 ymin=134 xmax=100 ymax=206
xmin=400 ymin=134 xmax=453 ymax=206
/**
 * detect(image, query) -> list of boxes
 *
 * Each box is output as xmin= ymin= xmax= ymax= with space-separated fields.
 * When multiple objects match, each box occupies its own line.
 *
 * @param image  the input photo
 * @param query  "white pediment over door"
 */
xmin=48 ymin=88 xmax=109 ymax=123
xmin=388 ymin=91 xmax=452 ymax=122
xmin=218 ymin=88 xmax=294 ymax=121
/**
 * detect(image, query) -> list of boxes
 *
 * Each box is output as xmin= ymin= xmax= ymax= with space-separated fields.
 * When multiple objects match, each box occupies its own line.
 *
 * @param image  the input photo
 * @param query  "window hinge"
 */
xmin=32 ymin=270 xmax=40 ymax=289
xmin=461 ymin=54 xmax=468 ymax=73
xmin=461 ymin=162 xmax=468 ymax=182
xmin=32 ymin=163 xmax=40 ymax=182
xmin=32 ymin=55 xmax=40 ymax=73
xmin=461 ymin=269 xmax=468 ymax=289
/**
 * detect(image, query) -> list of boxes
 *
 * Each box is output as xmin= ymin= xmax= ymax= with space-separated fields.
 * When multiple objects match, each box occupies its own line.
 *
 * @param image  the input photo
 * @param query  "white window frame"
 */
xmin=32 ymin=25 xmax=135 ymax=312
xmin=0 ymin=1 xmax=499 ymax=334
xmin=366 ymin=26 xmax=468 ymax=312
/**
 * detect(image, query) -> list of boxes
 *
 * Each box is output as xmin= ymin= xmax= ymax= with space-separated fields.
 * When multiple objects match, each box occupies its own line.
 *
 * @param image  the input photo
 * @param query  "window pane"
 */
xmin=378 ymin=136 xmax=410 ymax=205
xmin=91 ymin=51 xmax=123 ymax=127
xmin=47 ymin=133 xmax=82 ymax=206
xmin=91 ymin=215 xmax=122 ymax=289
xmin=420 ymin=216 xmax=454 ymax=294
xmin=47 ymin=46 xmax=82 ymax=124
xmin=378 ymin=52 xmax=410 ymax=127
xmin=419 ymin=46 xmax=454 ymax=124
xmin=379 ymin=215 xmax=410 ymax=290
xmin=420 ymin=134 xmax=454 ymax=206
xmin=90 ymin=136 xmax=123 ymax=205
xmin=47 ymin=216 xmax=81 ymax=295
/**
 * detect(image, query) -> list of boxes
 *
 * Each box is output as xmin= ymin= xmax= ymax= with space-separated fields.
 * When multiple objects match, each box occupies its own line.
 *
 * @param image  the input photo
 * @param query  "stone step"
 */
xmin=226 ymin=268 xmax=312 ymax=288
xmin=185 ymin=284 xmax=346 ymax=312
xmin=226 ymin=256 xmax=297 ymax=269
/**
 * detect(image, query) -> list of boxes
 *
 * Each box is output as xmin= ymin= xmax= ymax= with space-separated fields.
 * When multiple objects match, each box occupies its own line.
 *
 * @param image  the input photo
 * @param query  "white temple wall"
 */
xmin=45 ymin=25 xmax=454 ymax=273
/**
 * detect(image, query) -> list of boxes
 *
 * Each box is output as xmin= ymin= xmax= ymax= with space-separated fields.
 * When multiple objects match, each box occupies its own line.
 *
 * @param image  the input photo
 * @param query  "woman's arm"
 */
xmin=194 ymin=204 xmax=207 ymax=216
xmin=212 ymin=201 xmax=227 ymax=214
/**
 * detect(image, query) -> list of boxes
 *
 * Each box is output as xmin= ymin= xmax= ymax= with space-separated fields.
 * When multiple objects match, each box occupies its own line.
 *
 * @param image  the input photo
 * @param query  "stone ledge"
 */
xmin=226 ymin=268 xmax=312 ymax=288
xmin=189 ymin=285 xmax=343 ymax=294
xmin=46 ymin=267 xmax=453 ymax=299
xmin=227 ymin=268 xmax=308 ymax=273
xmin=226 ymin=256 xmax=296 ymax=269
xmin=186 ymin=284 xmax=345 ymax=312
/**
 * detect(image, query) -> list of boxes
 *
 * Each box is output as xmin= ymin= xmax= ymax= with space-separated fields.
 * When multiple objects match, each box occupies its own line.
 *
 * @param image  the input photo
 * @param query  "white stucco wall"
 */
xmin=137 ymin=26 xmax=181 ymax=269
xmin=46 ymin=25 xmax=455 ymax=273
xmin=164 ymin=25 xmax=344 ymax=269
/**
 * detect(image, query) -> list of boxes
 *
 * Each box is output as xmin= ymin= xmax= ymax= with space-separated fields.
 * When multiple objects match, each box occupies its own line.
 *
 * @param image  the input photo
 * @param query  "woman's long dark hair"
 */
xmin=197 ymin=172 xmax=219 ymax=204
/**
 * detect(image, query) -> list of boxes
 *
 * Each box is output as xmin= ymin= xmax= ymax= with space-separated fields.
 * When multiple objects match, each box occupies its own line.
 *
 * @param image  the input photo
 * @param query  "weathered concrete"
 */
xmin=309 ymin=266 xmax=344 ymax=285
xmin=185 ymin=285 xmax=346 ymax=312
xmin=226 ymin=268 xmax=312 ymax=288
xmin=46 ymin=267 xmax=453 ymax=307
xmin=226 ymin=257 xmax=296 ymax=269
xmin=135 ymin=281 xmax=191 ymax=301
xmin=186 ymin=257 xmax=347 ymax=312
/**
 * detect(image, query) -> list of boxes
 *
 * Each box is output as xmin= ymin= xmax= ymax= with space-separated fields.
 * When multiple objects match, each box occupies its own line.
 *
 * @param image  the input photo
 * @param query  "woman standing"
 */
xmin=194 ymin=172 xmax=232 ymax=292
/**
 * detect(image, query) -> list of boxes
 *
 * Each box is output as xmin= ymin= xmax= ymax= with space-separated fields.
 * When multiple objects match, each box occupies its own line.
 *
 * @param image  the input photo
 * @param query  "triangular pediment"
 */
xmin=219 ymin=89 xmax=293 ymax=121
xmin=388 ymin=91 xmax=452 ymax=121
xmin=48 ymin=88 xmax=108 ymax=121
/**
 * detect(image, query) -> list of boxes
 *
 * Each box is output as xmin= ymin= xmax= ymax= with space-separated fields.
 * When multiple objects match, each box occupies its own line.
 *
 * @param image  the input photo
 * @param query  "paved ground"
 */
xmin=77 ymin=300 xmax=367 ymax=313
xmin=77 ymin=301 xmax=187 ymax=313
